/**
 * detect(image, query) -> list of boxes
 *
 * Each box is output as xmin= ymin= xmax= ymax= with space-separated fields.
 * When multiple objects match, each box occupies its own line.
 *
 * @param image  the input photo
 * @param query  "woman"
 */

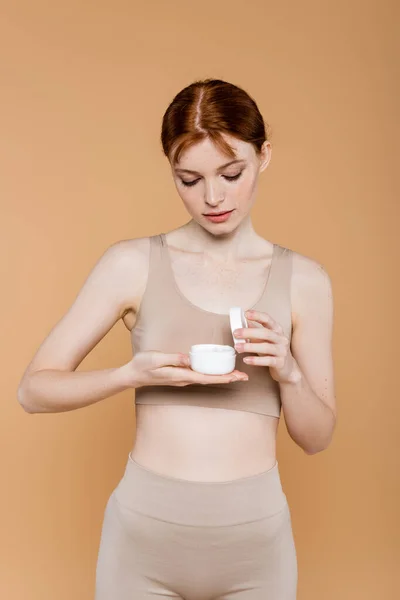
xmin=18 ymin=78 xmax=336 ymax=599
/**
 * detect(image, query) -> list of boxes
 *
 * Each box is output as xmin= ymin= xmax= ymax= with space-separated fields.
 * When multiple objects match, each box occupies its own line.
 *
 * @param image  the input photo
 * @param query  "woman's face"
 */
xmin=170 ymin=134 xmax=271 ymax=232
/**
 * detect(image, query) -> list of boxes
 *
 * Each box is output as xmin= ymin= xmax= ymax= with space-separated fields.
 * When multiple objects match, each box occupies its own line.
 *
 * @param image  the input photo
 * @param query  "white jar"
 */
xmin=189 ymin=344 xmax=236 ymax=375
xmin=189 ymin=307 xmax=248 ymax=375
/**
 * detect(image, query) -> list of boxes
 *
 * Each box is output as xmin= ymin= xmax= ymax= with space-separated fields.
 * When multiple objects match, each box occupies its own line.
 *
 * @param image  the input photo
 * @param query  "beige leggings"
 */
xmin=95 ymin=453 xmax=298 ymax=599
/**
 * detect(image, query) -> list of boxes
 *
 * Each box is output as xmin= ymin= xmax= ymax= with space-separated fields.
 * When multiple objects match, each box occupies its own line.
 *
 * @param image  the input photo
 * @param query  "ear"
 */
xmin=259 ymin=141 xmax=272 ymax=173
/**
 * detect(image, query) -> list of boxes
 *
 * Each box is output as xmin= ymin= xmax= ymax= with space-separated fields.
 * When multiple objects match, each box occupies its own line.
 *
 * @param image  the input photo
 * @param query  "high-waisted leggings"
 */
xmin=95 ymin=453 xmax=297 ymax=599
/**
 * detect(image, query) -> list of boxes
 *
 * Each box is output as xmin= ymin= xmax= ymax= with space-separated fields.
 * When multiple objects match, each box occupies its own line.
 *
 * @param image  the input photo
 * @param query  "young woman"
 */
xmin=18 ymin=78 xmax=336 ymax=599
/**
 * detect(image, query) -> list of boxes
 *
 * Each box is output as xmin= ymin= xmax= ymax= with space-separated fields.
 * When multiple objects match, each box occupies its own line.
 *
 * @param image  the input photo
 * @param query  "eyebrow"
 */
xmin=174 ymin=159 xmax=246 ymax=175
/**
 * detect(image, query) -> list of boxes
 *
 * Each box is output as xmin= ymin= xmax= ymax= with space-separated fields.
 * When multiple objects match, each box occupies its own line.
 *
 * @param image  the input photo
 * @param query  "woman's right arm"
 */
xmin=17 ymin=238 xmax=148 ymax=414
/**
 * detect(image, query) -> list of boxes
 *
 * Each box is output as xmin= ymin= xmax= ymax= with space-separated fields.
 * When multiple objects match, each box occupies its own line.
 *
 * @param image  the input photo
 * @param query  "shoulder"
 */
xmin=287 ymin=248 xmax=333 ymax=329
xmin=100 ymin=236 xmax=151 ymax=266
xmin=91 ymin=236 xmax=155 ymax=314
xmin=96 ymin=235 xmax=156 ymax=282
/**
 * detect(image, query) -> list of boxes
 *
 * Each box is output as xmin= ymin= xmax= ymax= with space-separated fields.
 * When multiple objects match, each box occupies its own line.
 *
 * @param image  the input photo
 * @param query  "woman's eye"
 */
xmin=223 ymin=172 xmax=242 ymax=182
xmin=181 ymin=178 xmax=200 ymax=187
xmin=180 ymin=172 xmax=243 ymax=187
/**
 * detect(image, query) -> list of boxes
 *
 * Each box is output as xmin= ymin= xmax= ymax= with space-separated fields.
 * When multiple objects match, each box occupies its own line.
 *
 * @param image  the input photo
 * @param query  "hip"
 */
xmin=97 ymin=453 xmax=297 ymax=598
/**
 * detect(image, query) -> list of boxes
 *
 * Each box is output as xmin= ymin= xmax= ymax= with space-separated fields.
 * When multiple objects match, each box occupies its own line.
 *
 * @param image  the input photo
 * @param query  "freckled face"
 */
xmin=170 ymin=134 xmax=271 ymax=231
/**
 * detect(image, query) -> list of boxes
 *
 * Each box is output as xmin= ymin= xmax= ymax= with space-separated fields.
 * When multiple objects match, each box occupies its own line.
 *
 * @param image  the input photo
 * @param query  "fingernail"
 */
xmin=235 ymin=344 xmax=245 ymax=352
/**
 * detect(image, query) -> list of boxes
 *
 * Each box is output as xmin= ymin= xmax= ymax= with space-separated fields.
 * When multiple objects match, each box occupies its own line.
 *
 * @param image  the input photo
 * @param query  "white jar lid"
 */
xmin=229 ymin=307 xmax=248 ymax=345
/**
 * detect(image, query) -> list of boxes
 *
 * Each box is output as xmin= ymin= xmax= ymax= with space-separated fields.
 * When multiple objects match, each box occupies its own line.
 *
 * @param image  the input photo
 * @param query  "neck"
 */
xmin=179 ymin=215 xmax=262 ymax=262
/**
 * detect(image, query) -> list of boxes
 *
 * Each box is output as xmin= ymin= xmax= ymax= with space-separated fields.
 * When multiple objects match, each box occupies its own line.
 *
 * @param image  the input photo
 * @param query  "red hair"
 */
xmin=161 ymin=78 xmax=269 ymax=165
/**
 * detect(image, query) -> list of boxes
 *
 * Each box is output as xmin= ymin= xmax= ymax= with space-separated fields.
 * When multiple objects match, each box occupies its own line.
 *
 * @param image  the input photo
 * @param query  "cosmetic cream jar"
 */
xmin=189 ymin=307 xmax=249 ymax=375
xmin=189 ymin=344 xmax=236 ymax=375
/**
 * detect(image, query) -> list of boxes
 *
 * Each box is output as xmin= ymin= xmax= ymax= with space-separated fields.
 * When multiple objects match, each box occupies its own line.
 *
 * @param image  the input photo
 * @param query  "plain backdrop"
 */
xmin=1 ymin=1 xmax=398 ymax=598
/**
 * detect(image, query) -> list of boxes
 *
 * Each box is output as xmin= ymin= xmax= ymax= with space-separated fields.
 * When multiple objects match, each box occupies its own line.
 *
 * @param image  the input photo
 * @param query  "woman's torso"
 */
xmin=122 ymin=228 xmax=294 ymax=482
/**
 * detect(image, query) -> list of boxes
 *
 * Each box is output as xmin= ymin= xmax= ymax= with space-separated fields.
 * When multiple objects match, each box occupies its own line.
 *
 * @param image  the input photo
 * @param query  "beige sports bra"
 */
xmin=131 ymin=233 xmax=293 ymax=417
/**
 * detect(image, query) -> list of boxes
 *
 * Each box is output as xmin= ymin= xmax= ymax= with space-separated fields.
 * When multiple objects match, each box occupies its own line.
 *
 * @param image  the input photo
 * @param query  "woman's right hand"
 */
xmin=123 ymin=351 xmax=249 ymax=388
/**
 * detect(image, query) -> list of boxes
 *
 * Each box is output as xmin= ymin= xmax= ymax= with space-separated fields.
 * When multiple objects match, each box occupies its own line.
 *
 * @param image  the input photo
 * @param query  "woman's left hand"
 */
xmin=233 ymin=309 xmax=298 ymax=384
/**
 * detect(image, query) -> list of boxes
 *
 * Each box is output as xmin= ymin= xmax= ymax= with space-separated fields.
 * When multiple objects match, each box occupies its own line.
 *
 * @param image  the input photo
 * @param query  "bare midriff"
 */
xmin=130 ymin=404 xmax=279 ymax=482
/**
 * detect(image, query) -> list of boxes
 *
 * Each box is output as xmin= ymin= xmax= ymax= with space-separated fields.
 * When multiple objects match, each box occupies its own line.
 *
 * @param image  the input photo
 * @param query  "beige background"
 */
xmin=1 ymin=1 xmax=398 ymax=598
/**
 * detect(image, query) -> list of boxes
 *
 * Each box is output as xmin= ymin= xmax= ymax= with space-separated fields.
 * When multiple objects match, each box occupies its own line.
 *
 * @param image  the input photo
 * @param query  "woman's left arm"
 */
xmin=276 ymin=254 xmax=336 ymax=455
xmin=236 ymin=253 xmax=336 ymax=455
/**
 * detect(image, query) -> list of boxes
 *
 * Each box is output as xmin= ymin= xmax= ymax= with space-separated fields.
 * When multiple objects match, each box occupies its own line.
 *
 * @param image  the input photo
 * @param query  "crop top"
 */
xmin=131 ymin=233 xmax=293 ymax=417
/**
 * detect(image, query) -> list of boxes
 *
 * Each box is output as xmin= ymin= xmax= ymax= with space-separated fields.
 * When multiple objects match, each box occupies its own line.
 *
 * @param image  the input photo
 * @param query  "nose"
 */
xmin=204 ymin=180 xmax=225 ymax=207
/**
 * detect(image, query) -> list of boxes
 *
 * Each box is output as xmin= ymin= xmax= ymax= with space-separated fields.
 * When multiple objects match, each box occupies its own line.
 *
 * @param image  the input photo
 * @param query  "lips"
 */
xmin=204 ymin=210 xmax=233 ymax=216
